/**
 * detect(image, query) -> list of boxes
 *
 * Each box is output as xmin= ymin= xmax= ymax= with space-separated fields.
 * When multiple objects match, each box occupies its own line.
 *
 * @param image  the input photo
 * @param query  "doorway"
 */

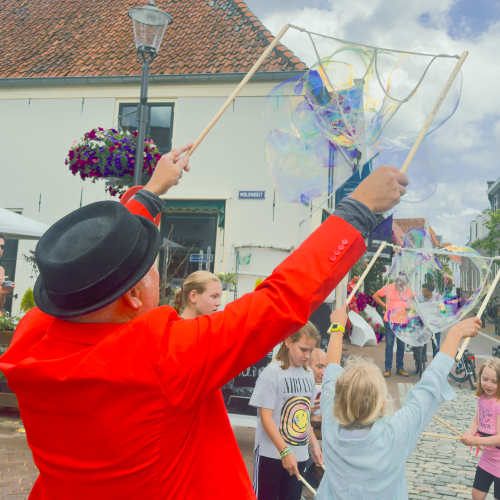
xmin=160 ymin=212 xmax=218 ymax=285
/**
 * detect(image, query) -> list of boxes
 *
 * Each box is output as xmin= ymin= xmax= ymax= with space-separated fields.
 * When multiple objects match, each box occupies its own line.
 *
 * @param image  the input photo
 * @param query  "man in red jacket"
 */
xmin=0 ymin=142 xmax=407 ymax=499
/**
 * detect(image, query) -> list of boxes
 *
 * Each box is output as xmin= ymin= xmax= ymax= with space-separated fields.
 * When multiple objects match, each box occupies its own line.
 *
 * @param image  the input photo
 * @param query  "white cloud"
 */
xmin=258 ymin=0 xmax=500 ymax=245
xmin=494 ymin=120 xmax=500 ymax=140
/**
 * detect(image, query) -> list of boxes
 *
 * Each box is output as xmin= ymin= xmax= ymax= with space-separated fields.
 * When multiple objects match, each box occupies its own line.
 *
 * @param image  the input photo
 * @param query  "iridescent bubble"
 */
xmin=387 ymin=240 xmax=493 ymax=346
xmin=263 ymin=35 xmax=462 ymax=204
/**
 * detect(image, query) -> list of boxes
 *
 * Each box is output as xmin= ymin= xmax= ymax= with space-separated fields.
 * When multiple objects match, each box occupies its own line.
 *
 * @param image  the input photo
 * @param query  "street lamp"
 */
xmin=128 ymin=0 xmax=172 ymax=186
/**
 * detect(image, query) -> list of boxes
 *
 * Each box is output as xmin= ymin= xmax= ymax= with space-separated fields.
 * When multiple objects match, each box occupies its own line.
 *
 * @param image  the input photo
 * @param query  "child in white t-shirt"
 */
xmin=249 ymin=322 xmax=323 ymax=500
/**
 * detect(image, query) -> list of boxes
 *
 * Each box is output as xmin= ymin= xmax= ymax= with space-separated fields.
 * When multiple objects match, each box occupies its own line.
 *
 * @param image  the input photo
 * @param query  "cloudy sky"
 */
xmin=249 ymin=0 xmax=500 ymax=245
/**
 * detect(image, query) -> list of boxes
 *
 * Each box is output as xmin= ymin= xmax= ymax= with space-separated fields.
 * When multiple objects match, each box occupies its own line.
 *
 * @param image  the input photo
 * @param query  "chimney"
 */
xmin=487 ymin=180 xmax=495 ymax=189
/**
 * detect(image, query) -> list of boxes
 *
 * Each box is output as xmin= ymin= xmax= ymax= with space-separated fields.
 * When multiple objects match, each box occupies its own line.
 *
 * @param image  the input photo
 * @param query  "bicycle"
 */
xmin=412 ymin=344 xmax=427 ymax=380
xmin=484 ymin=296 xmax=500 ymax=324
xmin=448 ymin=348 xmax=477 ymax=390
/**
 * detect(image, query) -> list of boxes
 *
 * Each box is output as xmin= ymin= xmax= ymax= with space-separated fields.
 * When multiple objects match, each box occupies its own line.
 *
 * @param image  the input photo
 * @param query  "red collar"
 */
xmin=46 ymin=318 xmax=124 ymax=345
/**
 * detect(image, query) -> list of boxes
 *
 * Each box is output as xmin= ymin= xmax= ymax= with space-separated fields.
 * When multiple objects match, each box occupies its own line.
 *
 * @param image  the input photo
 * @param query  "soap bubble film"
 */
xmin=263 ymin=33 xmax=462 ymax=203
xmin=387 ymin=241 xmax=493 ymax=346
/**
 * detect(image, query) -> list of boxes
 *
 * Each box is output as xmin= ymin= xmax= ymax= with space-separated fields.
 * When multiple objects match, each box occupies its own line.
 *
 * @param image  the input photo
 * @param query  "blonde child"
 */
xmin=250 ymin=322 xmax=324 ymax=500
xmin=173 ymin=271 xmax=222 ymax=318
xmin=317 ymin=306 xmax=480 ymax=500
xmin=461 ymin=358 xmax=500 ymax=500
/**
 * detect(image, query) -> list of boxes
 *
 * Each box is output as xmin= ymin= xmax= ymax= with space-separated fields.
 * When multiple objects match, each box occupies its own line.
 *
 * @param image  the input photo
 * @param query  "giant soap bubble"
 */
xmin=263 ymin=33 xmax=462 ymax=204
xmin=387 ymin=241 xmax=493 ymax=346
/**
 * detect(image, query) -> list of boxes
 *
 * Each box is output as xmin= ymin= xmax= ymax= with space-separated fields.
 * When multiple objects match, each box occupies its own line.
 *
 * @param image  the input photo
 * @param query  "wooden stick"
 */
xmin=433 ymin=415 xmax=463 ymax=437
xmin=326 ymin=241 xmax=387 ymax=334
xmin=400 ymin=51 xmax=468 ymax=174
xmin=456 ymin=269 xmax=500 ymax=360
xmin=345 ymin=242 xmax=387 ymax=307
xmin=422 ymin=432 xmax=461 ymax=440
xmin=433 ymin=415 xmax=483 ymax=451
xmin=186 ymin=24 xmax=291 ymax=156
xmin=299 ymin=474 xmax=317 ymax=495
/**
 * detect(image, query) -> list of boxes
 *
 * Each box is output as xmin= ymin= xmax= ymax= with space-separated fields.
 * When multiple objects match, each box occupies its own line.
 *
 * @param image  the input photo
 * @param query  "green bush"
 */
xmin=20 ymin=287 xmax=36 ymax=313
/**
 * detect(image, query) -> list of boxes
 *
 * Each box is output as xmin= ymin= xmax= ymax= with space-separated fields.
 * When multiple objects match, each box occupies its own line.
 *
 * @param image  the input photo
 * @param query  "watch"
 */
xmin=329 ymin=323 xmax=345 ymax=334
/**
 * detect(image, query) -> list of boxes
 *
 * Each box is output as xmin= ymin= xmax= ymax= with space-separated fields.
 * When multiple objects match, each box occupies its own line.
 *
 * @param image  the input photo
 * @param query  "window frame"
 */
xmin=117 ymin=102 xmax=175 ymax=155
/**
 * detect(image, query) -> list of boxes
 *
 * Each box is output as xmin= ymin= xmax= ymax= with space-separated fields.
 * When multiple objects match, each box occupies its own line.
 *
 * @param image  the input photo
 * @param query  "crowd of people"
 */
xmin=0 ymin=144 xmax=497 ymax=500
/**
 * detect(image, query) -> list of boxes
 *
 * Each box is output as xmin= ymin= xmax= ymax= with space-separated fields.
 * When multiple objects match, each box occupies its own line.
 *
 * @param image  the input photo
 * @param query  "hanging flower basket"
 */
xmin=66 ymin=128 xmax=162 ymax=197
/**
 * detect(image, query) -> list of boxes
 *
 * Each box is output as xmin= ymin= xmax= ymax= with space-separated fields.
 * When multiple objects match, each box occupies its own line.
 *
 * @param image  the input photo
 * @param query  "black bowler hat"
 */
xmin=33 ymin=201 xmax=160 ymax=318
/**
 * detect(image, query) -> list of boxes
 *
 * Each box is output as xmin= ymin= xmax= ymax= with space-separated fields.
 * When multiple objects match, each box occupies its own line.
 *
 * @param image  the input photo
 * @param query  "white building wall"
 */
xmin=0 ymin=83 xmax=319 ymax=312
xmin=0 ymin=97 xmax=116 ymax=314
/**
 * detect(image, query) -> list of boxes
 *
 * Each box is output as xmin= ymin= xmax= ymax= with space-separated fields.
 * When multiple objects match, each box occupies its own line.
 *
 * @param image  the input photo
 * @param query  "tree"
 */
xmin=472 ymin=209 xmax=500 ymax=257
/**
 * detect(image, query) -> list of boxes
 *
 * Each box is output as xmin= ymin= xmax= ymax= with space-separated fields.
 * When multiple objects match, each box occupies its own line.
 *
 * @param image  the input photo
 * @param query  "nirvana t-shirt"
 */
xmin=249 ymin=361 xmax=315 ymax=461
xmin=478 ymin=395 xmax=500 ymax=478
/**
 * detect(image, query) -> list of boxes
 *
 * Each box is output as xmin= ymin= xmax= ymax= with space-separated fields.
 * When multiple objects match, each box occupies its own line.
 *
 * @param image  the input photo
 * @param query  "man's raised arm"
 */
xmin=143 ymin=162 xmax=408 ymax=409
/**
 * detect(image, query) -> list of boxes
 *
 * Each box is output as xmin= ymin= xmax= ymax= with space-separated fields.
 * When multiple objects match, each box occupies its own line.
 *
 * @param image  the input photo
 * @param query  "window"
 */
xmin=494 ymin=194 xmax=499 ymax=212
xmin=160 ymin=212 xmax=219 ymax=285
xmin=0 ymin=211 xmax=21 ymax=314
xmin=118 ymin=103 xmax=174 ymax=154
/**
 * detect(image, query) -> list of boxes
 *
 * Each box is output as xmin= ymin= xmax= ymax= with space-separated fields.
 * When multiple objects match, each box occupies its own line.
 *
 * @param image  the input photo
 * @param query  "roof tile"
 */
xmin=0 ymin=0 xmax=306 ymax=79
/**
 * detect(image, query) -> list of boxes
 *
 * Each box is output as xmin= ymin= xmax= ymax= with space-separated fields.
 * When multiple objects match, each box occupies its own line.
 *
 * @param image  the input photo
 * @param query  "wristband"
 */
xmin=329 ymin=323 xmax=345 ymax=334
xmin=278 ymin=446 xmax=292 ymax=459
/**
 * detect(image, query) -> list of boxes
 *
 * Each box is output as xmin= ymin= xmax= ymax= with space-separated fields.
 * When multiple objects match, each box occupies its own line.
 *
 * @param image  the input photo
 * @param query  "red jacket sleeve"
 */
xmin=146 ymin=215 xmax=366 ymax=410
xmin=124 ymin=198 xmax=155 ymax=222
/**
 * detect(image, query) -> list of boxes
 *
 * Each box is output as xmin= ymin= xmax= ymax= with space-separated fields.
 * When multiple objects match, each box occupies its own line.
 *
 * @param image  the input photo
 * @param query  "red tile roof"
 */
xmin=392 ymin=222 xmax=406 ymax=245
xmin=394 ymin=218 xmax=426 ymax=234
xmin=443 ymin=243 xmax=462 ymax=263
xmin=393 ymin=218 xmax=440 ymax=247
xmin=0 ymin=0 xmax=307 ymax=79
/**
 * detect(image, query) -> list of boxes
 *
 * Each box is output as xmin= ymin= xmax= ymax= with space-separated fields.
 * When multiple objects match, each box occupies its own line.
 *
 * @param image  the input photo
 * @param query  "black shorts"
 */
xmin=473 ymin=465 xmax=500 ymax=498
xmin=253 ymin=447 xmax=308 ymax=500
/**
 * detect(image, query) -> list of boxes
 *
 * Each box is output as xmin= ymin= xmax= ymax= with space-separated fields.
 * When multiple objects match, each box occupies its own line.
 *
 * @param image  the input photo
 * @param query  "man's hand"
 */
xmin=144 ymin=142 xmax=193 ymax=197
xmin=350 ymin=165 xmax=408 ymax=213
xmin=281 ymin=452 xmax=300 ymax=480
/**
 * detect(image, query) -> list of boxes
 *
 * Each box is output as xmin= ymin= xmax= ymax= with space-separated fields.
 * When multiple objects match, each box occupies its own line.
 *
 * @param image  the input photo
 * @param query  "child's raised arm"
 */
xmin=392 ymin=317 xmax=481 ymax=459
xmin=326 ymin=305 xmax=348 ymax=366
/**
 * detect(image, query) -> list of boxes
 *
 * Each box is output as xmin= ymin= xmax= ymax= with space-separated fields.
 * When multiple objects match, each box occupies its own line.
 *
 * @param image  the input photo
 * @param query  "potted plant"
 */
xmin=66 ymin=128 xmax=162 ymax=197
xmin=0 ymin=313 xmax=20 ymax=390
xmin=216 ymin=272 xmax=237 ymax=291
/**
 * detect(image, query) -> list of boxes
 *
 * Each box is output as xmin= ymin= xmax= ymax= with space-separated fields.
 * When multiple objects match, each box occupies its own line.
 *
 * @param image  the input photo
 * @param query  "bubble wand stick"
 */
xmin=186 ymin=24 xmax=291 ymax=157
xmin=456 ymin=269 xmax=500 ymax=360
xmin=299 ymin=474 xmax=317 ymax=495
xmin=399 ymin=51 xmax=468 ymax=174
xmin=327 ymin=242 xmax=387 ymax=333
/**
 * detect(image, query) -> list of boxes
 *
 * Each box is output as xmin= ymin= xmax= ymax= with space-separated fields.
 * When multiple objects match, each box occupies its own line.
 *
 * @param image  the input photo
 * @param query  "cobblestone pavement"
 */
xmin=0 ymin=430 xmax=37 ymax=499
xmin=0 ymin=385 xmax=492 ymax=500
xmin=400 ymin=383 xmax=493 ymax=500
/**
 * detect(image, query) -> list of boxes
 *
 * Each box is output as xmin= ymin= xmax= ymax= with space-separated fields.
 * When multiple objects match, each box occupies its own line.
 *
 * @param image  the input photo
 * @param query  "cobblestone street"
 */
xmin=0 ymin=431 xmax=37 ymax=499
xmin=402 ymin=384 xmax=492 ymax=500
xmin=0 ymin=387 xmax=493 ymax=499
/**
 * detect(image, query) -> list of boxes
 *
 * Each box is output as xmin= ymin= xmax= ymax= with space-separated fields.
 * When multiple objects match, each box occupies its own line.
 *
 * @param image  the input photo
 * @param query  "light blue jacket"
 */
xmin=316 ymin=352 xmax=456 ymax=500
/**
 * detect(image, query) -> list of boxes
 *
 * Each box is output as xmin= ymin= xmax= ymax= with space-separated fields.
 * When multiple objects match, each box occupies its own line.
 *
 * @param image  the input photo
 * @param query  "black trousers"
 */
xmin=253 ymin=450 xmax=308 ymax=500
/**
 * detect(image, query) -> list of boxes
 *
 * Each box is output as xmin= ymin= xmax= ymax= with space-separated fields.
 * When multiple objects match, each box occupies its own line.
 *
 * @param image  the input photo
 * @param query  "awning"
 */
xmin=0 ymin=207 xmax=49 ymax=240
xmin=162 ymin=200 xmax=226 ymax=228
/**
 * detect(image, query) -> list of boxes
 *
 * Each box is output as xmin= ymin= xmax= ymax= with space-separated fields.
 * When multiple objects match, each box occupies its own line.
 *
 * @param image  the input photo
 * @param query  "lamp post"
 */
xmin=128 ymin=1 xmax=172 ymax=186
